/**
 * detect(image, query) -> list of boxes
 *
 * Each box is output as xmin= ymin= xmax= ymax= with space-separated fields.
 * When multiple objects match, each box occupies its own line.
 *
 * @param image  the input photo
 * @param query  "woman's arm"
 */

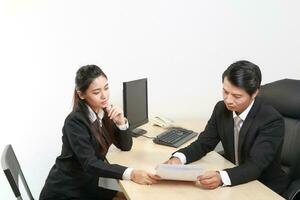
xmin=112 ymin=122 xmax=133 ymax=151
xmin=65 ymin=114 xmax=127 ymax=179
xmin=106 ymin=105 xmax=133 ymax=151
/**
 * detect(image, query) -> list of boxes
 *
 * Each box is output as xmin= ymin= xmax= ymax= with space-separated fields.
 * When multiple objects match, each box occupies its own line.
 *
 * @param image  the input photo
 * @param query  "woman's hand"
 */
xmin=106 ymin=105 xmax=127 ymax=125
xmin=131 ymin=170 xmax=161 ymax=185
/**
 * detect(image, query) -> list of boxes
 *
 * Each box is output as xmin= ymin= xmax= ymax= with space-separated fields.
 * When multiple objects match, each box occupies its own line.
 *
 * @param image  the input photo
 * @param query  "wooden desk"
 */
xmin=107 ymin=119 xmax=284 ymax=200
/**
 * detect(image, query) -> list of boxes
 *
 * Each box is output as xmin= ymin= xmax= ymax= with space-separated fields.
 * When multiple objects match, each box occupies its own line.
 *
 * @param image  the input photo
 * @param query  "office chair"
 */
xmin=1 ymin=144 xmax=34 ymax=200
xmin=259 ymin=79 xmax=300 ymax=200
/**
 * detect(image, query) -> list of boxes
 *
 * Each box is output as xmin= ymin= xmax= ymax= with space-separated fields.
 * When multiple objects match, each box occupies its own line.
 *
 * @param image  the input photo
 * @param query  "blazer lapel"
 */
xmin=238 ymin=99 xmax=261 ymax=162
xmin=222 ymin=110 xmax=235 ymax=163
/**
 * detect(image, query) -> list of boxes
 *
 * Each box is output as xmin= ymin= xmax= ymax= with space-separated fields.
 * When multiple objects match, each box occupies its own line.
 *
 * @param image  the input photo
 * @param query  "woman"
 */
xmin=40 ymin=65 xmax=159 ymax=200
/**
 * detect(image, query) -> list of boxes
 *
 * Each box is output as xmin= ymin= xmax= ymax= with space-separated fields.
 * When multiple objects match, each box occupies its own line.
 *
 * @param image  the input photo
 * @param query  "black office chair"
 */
xmin=1 ymin=144 xmax=34 ymax=200
xmin=259 ymin=79 xmax=300 ymax=200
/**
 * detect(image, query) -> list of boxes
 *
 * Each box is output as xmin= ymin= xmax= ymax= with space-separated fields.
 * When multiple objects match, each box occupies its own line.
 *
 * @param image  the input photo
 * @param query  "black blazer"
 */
xmin=178 ymin=98 xmax=288 ymax=194
xmin=41 ymin=110 xmax=133 ymax=198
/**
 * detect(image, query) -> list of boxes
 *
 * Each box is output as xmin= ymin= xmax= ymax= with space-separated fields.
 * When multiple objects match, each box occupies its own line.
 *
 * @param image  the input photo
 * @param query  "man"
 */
xmin=166 ymin=60 xmax=288 ymax=195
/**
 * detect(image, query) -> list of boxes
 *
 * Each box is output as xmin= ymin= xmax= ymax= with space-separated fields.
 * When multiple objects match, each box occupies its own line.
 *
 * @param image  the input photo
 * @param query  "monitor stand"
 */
xmin=130 ymin=128 xmax=147 ymax=137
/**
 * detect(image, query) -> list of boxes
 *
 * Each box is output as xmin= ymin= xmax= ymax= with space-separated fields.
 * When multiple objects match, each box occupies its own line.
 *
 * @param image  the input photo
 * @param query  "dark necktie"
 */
xmin=93 ymin=116 xmax=110 ymax=155
xmin=234 ymin=116 xmax=243 ymax=165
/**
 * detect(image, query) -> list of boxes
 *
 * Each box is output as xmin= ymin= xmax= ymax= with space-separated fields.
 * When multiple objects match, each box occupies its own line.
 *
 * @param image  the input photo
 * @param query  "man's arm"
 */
xmin=177 ymin=102 xmax=222 ymax=164
xmin=225 ymin=116 xmax=284 ymax=185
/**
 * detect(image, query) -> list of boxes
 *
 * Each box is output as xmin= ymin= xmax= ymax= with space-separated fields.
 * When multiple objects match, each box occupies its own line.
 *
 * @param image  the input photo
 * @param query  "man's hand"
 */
xmin=197 ymin=171 xmax=222 ymax=189
xmin=164 ymin=157 xmax=182 ymax=165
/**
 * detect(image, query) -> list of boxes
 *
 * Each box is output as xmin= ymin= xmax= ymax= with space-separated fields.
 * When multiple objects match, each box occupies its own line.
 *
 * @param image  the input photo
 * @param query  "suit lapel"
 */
xmin=238 ymin=99 xmax=261 ymax=162
xmin=222 ymin=109 xmax=235 ymax=163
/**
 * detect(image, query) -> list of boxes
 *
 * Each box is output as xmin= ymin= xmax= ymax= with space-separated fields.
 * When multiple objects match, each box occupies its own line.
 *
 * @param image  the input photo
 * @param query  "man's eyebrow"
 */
xmin=223 ymin=88 xmax=243 ymax=96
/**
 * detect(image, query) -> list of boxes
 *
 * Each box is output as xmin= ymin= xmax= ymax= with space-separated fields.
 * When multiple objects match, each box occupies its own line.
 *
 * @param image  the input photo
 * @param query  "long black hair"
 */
xmin=73 ymin=65 xmax=107 ymax=122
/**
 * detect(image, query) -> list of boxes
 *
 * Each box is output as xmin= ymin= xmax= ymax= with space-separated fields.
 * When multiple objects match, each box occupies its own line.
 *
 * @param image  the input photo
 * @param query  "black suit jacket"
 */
xmin=40 ymin=110 xmax=133 ymax=198
xmin=178 ymin=98 xmax=288 ymax=194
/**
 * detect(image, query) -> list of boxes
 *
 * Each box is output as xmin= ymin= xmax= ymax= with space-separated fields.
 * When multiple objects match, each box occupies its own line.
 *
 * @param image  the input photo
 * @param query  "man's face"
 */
xmin=223 ymin=77 xmax=258 ymax=114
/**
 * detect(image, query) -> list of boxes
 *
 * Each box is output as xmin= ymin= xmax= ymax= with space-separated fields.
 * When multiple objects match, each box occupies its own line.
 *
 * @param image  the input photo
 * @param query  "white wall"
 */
xmin=0 ymin=0 xmax=299 ymax=198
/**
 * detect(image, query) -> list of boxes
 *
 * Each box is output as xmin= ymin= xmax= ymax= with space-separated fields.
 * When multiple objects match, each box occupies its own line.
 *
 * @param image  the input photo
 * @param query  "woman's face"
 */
xmin=78 ymin=75 xmax=110 ymax=113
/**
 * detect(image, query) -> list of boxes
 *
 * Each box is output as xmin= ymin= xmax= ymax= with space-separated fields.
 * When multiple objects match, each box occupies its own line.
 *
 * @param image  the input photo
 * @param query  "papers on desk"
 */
xmin=156 ymin=164 xmax=203 ymax=181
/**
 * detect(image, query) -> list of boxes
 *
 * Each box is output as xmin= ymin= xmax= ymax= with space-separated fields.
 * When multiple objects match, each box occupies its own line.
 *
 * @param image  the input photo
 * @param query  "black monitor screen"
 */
xmin=123 ymin=78 xmax=148 ymax=130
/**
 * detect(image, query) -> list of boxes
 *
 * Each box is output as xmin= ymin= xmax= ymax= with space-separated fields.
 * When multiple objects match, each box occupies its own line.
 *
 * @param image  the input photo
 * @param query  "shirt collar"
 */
xmin=233 ymin=99 xmax=255 ymax=121
xmin=87 ymin=105 xmax=104 ymax=123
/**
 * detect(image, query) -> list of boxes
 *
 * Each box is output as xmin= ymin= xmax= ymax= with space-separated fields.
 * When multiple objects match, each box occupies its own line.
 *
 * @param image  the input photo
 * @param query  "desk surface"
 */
xmin=107 ymin=119 xmax=284 ymax=200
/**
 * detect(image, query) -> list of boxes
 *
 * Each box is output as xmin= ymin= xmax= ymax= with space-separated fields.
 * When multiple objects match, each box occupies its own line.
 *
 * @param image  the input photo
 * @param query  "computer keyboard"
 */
xmin=153 ymin=127 xmax=198 ymax=148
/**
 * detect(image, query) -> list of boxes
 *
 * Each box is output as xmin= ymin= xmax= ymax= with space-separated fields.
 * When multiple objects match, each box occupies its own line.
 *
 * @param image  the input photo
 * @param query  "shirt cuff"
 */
xmin=117 ymin=120 xmax=129 ymax=131
xmin=219 ymin=170 xmax=231 ymax=186
xmin=172 ymin=152 xmax=187 ymax=164
xmin=122 ymin=167 xmax=133 ymax=180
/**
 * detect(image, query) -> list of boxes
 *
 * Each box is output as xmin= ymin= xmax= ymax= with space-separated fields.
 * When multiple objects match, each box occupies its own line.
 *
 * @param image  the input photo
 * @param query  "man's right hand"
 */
xmin=164 ymin=157 xmax=182 ymax=165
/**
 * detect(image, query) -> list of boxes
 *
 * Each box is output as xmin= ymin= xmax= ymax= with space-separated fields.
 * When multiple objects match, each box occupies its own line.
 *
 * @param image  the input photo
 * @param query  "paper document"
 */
xmin=156 ymin=164 xmax=203 ymax=181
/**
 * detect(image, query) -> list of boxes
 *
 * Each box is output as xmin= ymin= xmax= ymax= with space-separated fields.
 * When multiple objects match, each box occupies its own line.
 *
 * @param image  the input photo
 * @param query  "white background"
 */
xmin=0 ymin=0 xmax=300 ymax=198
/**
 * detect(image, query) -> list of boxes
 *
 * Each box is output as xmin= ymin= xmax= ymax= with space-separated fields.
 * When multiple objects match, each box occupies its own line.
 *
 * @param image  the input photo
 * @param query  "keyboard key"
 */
xmin=153 ymin=127 xmax=198 ymax=148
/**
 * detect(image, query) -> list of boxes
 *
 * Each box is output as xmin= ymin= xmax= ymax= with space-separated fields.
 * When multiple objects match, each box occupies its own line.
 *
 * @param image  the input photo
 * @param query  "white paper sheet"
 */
xmin=156 ymin=164 xmax=203 ymax=181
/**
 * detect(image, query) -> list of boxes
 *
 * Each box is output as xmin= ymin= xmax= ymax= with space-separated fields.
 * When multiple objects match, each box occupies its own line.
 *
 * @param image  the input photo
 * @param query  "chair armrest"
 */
xmin=284 ymin=179 xmax=300 ymax=200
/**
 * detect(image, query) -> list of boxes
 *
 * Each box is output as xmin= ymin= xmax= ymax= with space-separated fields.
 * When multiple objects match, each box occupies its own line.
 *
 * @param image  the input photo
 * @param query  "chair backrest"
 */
xmin=259 ymin=79 xmax=300 ymax=180
xmin=1 ymin=144 xmax=34 ymax=200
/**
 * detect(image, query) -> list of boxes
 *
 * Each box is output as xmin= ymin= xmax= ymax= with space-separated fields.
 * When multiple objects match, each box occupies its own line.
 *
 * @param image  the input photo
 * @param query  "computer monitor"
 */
xmin=123 ymin=78 xmax=148 ymax=137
